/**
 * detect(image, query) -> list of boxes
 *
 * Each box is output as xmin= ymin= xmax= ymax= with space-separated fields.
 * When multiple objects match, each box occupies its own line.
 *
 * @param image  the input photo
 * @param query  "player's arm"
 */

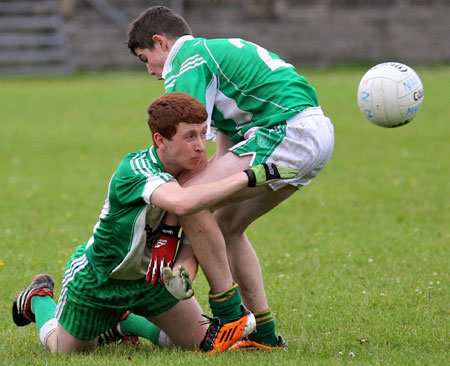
xmin=150 ymin=163 xmax=298 ymax=216
xmin=151 ymin=171 xmax=249 ymax=216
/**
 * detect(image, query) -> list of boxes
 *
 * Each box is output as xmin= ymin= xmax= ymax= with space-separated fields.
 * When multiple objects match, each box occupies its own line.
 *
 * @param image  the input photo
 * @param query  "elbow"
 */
xmin=170 ymin=199 xmax=197 ymax=216
xmin=176 ymin=205 xmax=198 ymax=217
xmin=173 ymin=207 xmax=190 ymax=216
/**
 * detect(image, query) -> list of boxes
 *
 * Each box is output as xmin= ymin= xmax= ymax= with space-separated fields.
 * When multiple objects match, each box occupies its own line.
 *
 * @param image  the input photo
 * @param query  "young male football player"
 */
xmin=12 ymin=92 xmax=297 ymax=354
xmin=127 ymin=6 xmax=335 ymax=350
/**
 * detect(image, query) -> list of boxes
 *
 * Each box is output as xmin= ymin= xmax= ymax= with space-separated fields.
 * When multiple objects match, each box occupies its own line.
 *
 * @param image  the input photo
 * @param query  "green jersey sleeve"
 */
xmin=112 ymin=150 xmax=173 ymax=207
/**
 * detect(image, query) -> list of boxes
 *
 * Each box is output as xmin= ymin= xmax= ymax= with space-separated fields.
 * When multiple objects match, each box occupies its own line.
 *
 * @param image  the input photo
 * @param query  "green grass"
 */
xmin=0 ymin=66 xmax=449 ymax=365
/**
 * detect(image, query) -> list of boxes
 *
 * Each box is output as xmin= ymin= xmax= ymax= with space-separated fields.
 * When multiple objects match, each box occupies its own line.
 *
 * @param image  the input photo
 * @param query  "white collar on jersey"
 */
xmin=162 ymin=35 xmax=195 ymax=79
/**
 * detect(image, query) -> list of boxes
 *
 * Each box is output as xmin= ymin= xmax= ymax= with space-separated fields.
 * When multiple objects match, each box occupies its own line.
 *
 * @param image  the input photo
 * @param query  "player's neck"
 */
xmin=158 ymin=154 xmax=183 ymax=178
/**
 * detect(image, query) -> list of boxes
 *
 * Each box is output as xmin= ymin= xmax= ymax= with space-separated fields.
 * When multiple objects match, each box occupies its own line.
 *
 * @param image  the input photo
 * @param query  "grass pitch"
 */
xmin=0 ymin=66 xmax=448 ymax=365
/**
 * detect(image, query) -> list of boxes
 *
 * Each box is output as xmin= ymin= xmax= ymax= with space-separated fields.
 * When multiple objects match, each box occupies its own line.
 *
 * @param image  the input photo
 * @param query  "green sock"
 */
xmin=119 ymin=313 xmax=161 ymax=346
xmin=208 ymin=283 xmax=243 ymax=324
xmin=31 ymin=296 xmax=56 ymax=332
xmin=248 ymin=308 xmax=278 ymax=346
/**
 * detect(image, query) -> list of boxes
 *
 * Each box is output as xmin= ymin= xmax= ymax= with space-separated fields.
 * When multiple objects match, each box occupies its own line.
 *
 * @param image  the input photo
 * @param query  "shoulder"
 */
xmin=117 ymin=149 xmax=149 ymax=175
xmin=176 ymin=37 xmax=209 ymax=58
xmin=180 ymin=37 xmax=242 ymax=56
xmin=114 ymin=148 xmax=170 ymax=182
xmin=188 ymin=38 xmax=236 ymax=52
xmin=191 ymin=38 xmax=252 ymax=62
xmin=175 ymin=38 xmax=234 ymax=68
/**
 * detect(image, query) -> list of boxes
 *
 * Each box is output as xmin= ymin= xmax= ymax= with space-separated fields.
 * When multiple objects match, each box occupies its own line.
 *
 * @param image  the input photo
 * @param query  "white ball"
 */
xmin=357 ymin=62 xmax=424 ymax=128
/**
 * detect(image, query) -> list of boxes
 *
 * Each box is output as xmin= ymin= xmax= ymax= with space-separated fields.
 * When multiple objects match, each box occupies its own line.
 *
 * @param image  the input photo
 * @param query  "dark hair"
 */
xmin=127 ymin=6 xmax=192 ymax=55
xmin=147 ymin=92 xmax=207 ymax=142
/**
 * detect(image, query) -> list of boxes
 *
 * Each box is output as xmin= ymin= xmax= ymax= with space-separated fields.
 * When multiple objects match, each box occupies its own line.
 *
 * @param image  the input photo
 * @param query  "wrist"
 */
xmin=161 ymin=225 xmax=181 ymax=238
xmin=244 ymin=168 xmax=256 ymax=187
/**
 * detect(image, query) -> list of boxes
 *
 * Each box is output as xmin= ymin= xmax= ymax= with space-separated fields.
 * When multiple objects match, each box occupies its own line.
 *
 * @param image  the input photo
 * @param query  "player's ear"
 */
xmin=153 ymin=133 xmax=166 ymax=149
xmin=152 ymin=34 xmax=167 ymax=49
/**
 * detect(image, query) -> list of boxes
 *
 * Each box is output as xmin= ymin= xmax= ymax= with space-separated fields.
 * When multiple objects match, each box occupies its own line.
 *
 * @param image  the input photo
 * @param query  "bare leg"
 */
xmin=214 ymin=186 xmax=296 ymax=312
xmin=179 ymin=210 xmax=234 ymax=293
xmin=177 ymin=151 xmax=255 ymax=295
xmin=146 ymin=297 xmax=207 ymax=349
xmin=182 ymin=144 xmax=297 ymax=313
xmin=46 ymin=322 xmax=98 ymax=354
xmin=173 ymin=242 xmax=199 ymax=280
xmin=45 ymin=297 xmax=206 ymax=352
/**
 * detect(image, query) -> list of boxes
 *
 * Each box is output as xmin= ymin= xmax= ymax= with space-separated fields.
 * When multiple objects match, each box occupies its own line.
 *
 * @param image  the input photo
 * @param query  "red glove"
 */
xmin=146 ymin=225 xmax=180 ymax=285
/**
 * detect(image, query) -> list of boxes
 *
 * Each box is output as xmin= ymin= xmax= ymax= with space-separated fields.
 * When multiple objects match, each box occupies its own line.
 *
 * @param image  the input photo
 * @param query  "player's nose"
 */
xmin=146 ymin=64 xmax=154 ymax=75
xmin=196 ymin=136 xmax=206 ymax=152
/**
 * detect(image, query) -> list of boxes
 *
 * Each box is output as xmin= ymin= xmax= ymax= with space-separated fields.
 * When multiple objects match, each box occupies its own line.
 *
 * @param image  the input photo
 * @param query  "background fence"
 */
xmin=1 ymin=0 xmax=449 ymax=75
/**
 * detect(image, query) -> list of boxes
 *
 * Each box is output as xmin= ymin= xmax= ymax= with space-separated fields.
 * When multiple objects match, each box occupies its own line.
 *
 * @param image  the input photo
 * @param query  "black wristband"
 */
xmin=161 ymin=225 xmax=181 ymax=238
xmin=244 ymin=169 xmax=256 ymax=187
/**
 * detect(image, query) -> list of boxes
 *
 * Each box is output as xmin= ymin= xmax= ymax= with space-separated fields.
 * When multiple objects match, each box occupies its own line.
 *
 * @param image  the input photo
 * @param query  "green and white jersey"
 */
xmin=84 ymin=146 xmax=173 ymax=284
xmin=163 ymin=36 xmax=319 ymax=143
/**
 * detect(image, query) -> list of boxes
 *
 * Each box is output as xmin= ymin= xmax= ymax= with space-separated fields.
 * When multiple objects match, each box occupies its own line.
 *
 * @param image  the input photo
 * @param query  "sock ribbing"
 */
xmin=248 ymin=308 xmax=278 ymax=346
xmin=208 ymin=283 xmax=243 ymax=324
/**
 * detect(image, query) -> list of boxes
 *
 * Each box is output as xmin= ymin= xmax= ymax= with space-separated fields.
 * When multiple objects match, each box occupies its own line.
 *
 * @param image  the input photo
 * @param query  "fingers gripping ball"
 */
xmin=245 ymin=163 xmax=298 ymax=187
xmin=162 ymin=265 xmax=194 ymax=300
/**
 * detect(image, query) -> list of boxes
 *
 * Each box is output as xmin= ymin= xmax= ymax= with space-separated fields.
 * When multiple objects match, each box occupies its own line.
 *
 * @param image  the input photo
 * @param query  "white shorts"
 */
xmin=230 ymin=107 xmax=334 ymax=191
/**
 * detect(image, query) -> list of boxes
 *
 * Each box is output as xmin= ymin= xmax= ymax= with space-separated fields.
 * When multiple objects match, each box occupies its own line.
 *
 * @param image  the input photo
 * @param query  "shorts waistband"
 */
xmin=286 ymin=107 xmax=324 ymax=124
xmin=298 ymin=106 xmax=324 ymax=117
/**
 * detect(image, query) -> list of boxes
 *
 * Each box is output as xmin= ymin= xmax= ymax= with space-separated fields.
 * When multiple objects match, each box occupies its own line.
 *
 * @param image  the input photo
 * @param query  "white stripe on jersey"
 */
xmin=130 ymin=152 xmax=154 ymax=177
xmin=55 ymin=288 xmax=67 ymax=320
xmin=205 ymin=74 xmax=218 ymax=139
xmin=202 ymin=40 xmax=294 ymax=113
xmin=137 ymin=156 xmax=153 ymax=176
xmin=62 ymin=254 xmax=88 ymax=287
xmin=86 ymin=176 xmax=111 ymax=250
xmin=149 ymin=147 xmax=159 ymax=165
xmin=163 ymin=35 xmax=195 ymax=77
xmin=56 ymin=253 xmax=89 ymax=319
xmin=229 ymin=38 xmax=245 ymax=48
xmin=146 ymin=148 xmax=170 ymax=183
xmin=133 ymin=156 xmax=150 ymax=177
xmin=165 ymin=54 xmax=203 ymax=84
xmin=85 ymin=234 xmax=95 ymax=249
xmin=100 ymin=179 xmax=112 ymax=219
xmin=165 ymin=59 xmax=207 ymax=89
xmin=215 ymin=89 xmax=253 ymax=124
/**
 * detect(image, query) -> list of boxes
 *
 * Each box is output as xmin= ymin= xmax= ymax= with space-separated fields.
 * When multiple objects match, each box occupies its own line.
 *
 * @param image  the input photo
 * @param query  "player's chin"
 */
xmin=189 ymin=158 xmax=203 ymax=169
xmin=181 ymin=160 xmax=200 ymax=172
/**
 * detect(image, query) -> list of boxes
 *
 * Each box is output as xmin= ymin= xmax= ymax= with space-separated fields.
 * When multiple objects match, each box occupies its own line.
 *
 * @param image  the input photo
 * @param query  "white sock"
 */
xmin=39 ymin=318 xmax=58 ymax=348
xmin=158 ymin=330 xmax=173 ymax=348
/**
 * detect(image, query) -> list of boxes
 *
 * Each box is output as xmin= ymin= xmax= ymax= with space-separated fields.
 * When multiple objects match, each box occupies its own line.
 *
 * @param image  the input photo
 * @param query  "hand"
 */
xmin=245 ymin=163 xmax=298 ymax=187
xmin=146 ymin=225 xmax=180 ymax=285
xmin=162 ymin=265 xmax=194 ymax=300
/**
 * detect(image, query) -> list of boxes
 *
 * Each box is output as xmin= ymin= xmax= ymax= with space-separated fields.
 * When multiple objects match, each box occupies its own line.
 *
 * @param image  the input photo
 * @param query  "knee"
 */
xmin=215 ymin=211 xmax=248 ymax=239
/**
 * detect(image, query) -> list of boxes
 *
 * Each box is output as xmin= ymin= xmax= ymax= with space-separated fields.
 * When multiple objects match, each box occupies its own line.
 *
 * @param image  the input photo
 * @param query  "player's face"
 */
xmin=165 ymin=122 xmax=207 ymax=173
xmin=135 ymin=47 xmax=168 ymax=79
